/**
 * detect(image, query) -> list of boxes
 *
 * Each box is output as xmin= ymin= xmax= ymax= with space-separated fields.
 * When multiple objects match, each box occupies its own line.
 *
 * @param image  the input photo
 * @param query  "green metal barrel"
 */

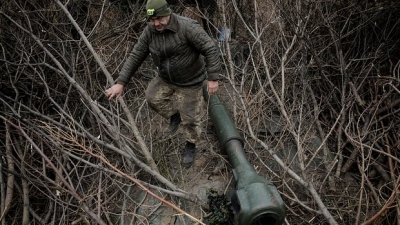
xmin=204 ymin=86 xmax=286 ymax=225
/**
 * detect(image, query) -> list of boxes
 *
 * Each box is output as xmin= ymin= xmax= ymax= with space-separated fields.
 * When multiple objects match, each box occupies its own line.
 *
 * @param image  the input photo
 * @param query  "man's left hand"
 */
xmin=207 ymin=80 xmax=219 ymax=95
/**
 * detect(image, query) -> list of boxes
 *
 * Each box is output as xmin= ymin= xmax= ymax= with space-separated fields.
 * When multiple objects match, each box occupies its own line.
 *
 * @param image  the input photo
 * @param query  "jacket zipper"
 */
xmin=163 ymin=34 xmax=172 ymax=82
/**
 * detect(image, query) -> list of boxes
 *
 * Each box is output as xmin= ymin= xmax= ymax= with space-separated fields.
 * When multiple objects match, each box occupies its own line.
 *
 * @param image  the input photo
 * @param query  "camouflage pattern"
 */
xmin=145 ymin=77 xmax=204 ymax=144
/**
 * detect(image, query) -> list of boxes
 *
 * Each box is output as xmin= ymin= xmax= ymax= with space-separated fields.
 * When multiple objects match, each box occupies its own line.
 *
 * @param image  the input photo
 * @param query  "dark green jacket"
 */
xmin=116 ymin=13 xmax=221 ymax=86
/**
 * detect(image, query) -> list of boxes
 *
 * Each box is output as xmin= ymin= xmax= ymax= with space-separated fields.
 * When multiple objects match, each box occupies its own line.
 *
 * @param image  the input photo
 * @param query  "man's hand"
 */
xmin=105 ymin=83 xmax=124 ymax=100
xmin=207 ymin=80 xmax=219 ymax=95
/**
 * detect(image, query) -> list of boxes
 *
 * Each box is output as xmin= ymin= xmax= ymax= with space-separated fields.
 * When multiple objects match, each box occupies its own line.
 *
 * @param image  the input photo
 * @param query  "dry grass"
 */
xmin=1 ymin=0 xmax=399 ymax=224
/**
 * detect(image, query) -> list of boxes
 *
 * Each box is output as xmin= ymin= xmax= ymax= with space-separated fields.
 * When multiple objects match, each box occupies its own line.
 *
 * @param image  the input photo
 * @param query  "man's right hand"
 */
xmin=105 ymin=83 xmax=124 ymax=100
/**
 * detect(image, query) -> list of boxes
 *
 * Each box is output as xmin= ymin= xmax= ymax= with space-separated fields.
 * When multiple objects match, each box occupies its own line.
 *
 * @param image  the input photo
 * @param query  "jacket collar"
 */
xmin=148 ymin=13 xmax=179 ymax=33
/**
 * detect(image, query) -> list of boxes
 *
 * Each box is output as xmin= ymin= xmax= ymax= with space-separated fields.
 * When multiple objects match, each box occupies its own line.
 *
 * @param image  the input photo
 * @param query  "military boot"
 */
xmin=164 ymin=112 xmax=181 ymax=134
xmin=183 ymin=141 xmax=196 ymax=167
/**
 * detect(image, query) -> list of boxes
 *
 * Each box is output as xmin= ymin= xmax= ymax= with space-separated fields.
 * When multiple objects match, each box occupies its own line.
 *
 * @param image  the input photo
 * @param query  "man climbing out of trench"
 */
xmin=105 ymin=0 xmax=222 ymax=167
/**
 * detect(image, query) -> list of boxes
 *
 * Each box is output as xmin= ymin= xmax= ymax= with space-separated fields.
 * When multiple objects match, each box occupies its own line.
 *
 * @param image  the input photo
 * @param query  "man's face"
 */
xmin=149 ymin=16 xmax=170 ymax=32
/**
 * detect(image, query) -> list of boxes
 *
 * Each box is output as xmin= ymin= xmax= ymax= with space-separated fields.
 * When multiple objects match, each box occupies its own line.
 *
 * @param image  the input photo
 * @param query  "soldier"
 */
xmin=105 ymin=0 xmax=221 ymax=167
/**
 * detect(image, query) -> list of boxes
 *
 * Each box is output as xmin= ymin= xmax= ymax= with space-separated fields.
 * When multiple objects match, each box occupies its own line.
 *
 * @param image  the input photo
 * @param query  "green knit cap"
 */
xmin=146 ymin=0 xmax=172 ymax=18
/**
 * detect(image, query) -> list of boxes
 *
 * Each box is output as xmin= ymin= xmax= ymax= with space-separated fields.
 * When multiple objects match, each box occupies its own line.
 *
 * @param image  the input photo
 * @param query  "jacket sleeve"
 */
xmin=116 ymin=28 xmax=150 ymax=86
xmin=185 ymin=21 xmax=221 ymax=81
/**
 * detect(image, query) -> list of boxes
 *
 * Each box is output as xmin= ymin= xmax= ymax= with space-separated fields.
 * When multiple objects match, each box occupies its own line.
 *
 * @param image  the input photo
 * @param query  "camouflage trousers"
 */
xmin=145 ymin=76 xmax=205 ymax=144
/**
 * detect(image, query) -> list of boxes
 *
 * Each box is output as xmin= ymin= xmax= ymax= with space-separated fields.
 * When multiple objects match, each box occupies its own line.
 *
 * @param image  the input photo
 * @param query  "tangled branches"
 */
xmin=1 ymin=0 xmax=400 ymax=224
